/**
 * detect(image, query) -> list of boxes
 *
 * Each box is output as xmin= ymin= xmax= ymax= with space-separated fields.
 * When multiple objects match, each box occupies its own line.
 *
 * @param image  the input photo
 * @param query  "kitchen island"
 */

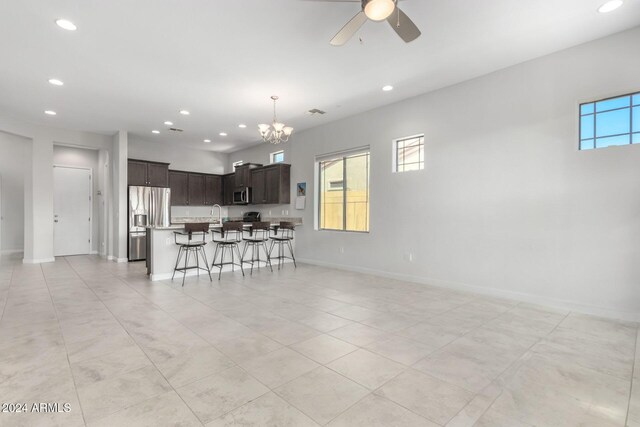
xmin=146 ymin=220 xmax=301 ymax=281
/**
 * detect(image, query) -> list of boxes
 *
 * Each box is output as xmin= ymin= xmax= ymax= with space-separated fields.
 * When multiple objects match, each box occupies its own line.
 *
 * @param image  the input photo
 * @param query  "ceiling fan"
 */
xmin=312 ymin=0 xmax=421 ymax=46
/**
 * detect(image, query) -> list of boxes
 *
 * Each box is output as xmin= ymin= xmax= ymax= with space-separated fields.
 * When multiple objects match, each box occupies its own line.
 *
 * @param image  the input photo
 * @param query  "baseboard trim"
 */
xmin=297 ymin=258 xmax=640 ymax=322
xmin=22 ymin=257 xmax=55 ymax=264
xmin=1 ymin=249 xmax=23 ymax=255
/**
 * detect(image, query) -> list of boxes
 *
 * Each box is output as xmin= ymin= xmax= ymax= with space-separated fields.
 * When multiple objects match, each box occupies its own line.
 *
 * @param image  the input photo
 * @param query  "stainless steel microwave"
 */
xmin=233 ymin=187 xmax=251 ymax=205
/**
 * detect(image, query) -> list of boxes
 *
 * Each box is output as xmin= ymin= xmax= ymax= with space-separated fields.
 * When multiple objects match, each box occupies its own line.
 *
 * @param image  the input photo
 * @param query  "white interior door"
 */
xmin=54 ymin=166 xmax=92 ymax=256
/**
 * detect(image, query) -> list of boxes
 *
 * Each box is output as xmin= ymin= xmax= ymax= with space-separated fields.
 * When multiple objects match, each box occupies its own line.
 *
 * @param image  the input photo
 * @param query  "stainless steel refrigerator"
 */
xmin=128 ymin=186 xmax=171 ymax=261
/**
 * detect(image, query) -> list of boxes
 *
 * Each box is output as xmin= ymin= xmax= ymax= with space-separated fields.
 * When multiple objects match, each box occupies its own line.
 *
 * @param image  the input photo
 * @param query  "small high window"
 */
xmin=580 ymin=92 xmax=640 ymax=150
xmin=394 ymin=135 xmax=424 ymax=172
xmin=270 ymin=150 xmax=284 ymax=164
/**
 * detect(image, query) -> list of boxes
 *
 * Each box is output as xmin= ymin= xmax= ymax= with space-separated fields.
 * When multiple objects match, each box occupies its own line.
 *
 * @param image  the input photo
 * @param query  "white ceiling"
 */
xmin=1 ymin=0 xmax=639 ymax=152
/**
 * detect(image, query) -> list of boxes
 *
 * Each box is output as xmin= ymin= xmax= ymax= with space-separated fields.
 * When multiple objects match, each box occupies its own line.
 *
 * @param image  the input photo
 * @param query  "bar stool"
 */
xmin=241 ymin=222 xmax=273 ymax=274
xmin=172 ymin=223 xmax=212 ymax=286
xmin=211 ymin=222 xmax=245 ymax=280
xmin=268 ymin=221 xmax=297 ymax=269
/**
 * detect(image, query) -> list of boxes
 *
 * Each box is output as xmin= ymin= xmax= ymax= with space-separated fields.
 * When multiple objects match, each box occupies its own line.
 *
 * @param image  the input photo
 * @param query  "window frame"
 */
xmin=579 ymin=91 xmax=640 ymax=150
xmin=270 ymin=150 xmax=284 ymax=164
xmin=393 ymin=134 xmax=425 ymax=173
xmin=316 ymin=149 xmax=370 ymax=233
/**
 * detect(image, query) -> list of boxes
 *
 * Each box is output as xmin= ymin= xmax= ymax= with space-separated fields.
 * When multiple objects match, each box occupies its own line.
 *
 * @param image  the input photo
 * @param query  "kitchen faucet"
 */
xmin=211 ymin=204 xmax=222 ymax=225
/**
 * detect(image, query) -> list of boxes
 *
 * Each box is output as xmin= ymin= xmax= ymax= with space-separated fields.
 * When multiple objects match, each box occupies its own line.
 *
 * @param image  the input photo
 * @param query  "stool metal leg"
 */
xmin=262 ymin=241 xmax=273 ymax=272
xmin=287 ymin=240 xmax=297 ymax=268
xmin=182 ymin=247 xmax=190 ymax=287
xmin=199 ymin=247 xmax=212 ymax=281
xmin=234 ymin=244 xmax=245 ymax=276
xmin=172 ymin=246 xmax=183 ymax=280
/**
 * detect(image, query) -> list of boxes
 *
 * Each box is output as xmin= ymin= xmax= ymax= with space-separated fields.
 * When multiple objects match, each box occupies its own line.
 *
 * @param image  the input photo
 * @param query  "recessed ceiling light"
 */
xmin=382 ymin=85 xmax=394 ymax=91
xmin=48 ymin=78 xmax=64 ymax=86
xmin=598 ymin=0 xmax=623 ymax=12
xmin=55 ymin=19 xmax=77 ymax=31
xmin=179 ymin=110 xmax=190 ymax=115
xmin=203 ymin=139 xmax=211 ymax=143
xmin=164 ymin=121 xmax=173 ymax=126
xmin=44 ymin=110 xmax=57 ymax=116
xmin=219 ymin=132 xmax=227 ymax=136
xmin=152 ymin=130 xmax=160 ymax=134
xmin=238 ymin=124 xmax=247 ymax=128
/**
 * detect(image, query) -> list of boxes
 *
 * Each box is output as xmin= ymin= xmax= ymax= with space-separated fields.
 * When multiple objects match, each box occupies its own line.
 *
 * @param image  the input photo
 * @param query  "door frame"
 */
xmin=53 ymin=164 xmax=93 ymax=255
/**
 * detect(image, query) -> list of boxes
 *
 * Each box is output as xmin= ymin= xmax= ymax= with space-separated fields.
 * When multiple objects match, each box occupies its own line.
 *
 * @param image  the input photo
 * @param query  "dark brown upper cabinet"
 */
xmin=250 ymin=164 xmax=290 ymax=205
xmin=204 ymin=175 xmax=223 ymax=205
xmin=168 ymin=171 xmax=189 ymax=206
xmin=128 ymin=159 xmax=169 ymax=187
xmin=187 ymin=173 xmax=205 ymax=206
xmin=251 ymin=169 xmax=266 ymax=204
xmin=223 ymin=173 xmax=235 ymax=206
xmin=234 ymin=163 xmax=262 ymax=188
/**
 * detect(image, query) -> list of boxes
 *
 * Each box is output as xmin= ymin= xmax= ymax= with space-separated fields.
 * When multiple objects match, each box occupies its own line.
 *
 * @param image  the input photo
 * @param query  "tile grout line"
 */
xmin=62 ymin=257 xmax=207 ymax=426
xmin=39 ymin=259 xmax=89 ymax=427
xmin=448 ymin=309 xmax=574 ymax=426
xmin=625 ymin=323 xmax=639 ymax=427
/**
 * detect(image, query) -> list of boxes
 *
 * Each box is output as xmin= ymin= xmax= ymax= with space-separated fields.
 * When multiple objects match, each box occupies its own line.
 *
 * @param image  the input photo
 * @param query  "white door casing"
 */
xmin=53 ymin=166 xmax=92 ymax=256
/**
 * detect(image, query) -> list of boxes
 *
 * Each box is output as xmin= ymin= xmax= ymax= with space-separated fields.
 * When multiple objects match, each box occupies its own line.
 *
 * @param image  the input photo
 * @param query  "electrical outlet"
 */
xmin=166 ymin=237 xmax=171 ymax=245
xmin=404 ymin=252 xmax=414 ymax=262
xmin=339 ymin=247 xmax=344 ymax=254
xmin=285 ymin=210 xmax=289 ymax=215
xmin=268 ymin=210 xmax=272 ymax=216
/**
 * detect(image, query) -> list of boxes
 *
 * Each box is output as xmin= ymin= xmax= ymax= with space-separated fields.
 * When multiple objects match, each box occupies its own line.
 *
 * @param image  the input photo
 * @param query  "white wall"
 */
xmin=0 ymin=115 xmax=119 ymax=262
xmin=128 ymin=137 xmax=228 ymax=175
xmin=229 ymin=27 xmax=640 ymax=319
xmin=0 ymin=131 xmax=28 ymax=252
xmin=53 ymin=145 xmax=101 ymax=253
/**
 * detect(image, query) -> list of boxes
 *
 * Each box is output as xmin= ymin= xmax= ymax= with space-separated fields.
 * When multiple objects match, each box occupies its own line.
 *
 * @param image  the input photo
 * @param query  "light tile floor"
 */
xmin=0 ymin=253 xmax=638 ymax=426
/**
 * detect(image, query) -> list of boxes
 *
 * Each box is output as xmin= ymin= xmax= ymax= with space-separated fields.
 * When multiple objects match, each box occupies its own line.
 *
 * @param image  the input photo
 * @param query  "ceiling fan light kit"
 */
xmin=258 ymin=96 xmax=293 ymax=145
xmin=364 ymin=0 xmax=396 ymax=21
xmin=329 ymin=0 xmax=421 ymax=46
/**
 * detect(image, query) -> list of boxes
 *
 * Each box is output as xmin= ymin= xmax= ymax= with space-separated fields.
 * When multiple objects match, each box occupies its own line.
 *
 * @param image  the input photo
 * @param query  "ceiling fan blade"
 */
xmin=387 ymin=7 xmax=421 ymax=43
xmin=330 ymin=11 xmax=367 ymax=46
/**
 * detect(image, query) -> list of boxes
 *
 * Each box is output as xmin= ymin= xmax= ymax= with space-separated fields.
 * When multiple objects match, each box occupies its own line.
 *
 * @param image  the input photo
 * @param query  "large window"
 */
xmin=580 ymin=92 xmax=640 ymax=150
xmin=394 ymin=135 xmax=424 ymax=172
xmin=318 ymin=149 xmax=370 ymax=232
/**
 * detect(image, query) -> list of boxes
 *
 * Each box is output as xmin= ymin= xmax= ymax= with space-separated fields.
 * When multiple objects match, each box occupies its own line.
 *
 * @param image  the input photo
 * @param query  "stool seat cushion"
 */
xmin=270 ymin=237 xmax=293 ymax=241
xmin=177 ymin=242 xmax=207 ymax=248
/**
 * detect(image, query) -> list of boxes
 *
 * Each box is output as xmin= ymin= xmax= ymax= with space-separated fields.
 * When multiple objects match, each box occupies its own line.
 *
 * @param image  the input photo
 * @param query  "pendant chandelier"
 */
xmin=258 ymin=96 xmax=293 ymax=144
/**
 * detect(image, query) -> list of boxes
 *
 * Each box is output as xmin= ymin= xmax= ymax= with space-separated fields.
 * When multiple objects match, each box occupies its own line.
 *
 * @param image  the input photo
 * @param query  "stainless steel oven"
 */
xmin=233 ymin=187 xmax=251 ymax=205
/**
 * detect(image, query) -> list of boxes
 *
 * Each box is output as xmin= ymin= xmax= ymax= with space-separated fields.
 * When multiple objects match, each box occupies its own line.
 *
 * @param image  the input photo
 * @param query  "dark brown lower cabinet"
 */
xmin=169 ymin=171 xmax=189 ymax=206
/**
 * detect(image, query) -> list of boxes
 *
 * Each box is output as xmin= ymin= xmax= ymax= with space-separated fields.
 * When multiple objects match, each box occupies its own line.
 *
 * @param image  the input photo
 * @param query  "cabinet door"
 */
xmin=279 ymin=164 xmax=291 ymax=204
xmin=204 ymin=175 xmax=223 ymax=205
xmin=147 ymin=163 xmax=169 ymax=187
xmin=188 ymin=173 xmax=205 ymax=206
xmin=234 ymin=166 xmax=248 ymax=188
xmin=264 ymin=167 xmax=279 ymax=204
xmin=128 ymin=160 xmax=148 ymax=186
xmin=169 ymin=171 xmax=189 ymax=206
xmin=251 ymin=169 xmax=265 ymax=204
xmin=223 ymin=174 xmax=235 ymax=206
